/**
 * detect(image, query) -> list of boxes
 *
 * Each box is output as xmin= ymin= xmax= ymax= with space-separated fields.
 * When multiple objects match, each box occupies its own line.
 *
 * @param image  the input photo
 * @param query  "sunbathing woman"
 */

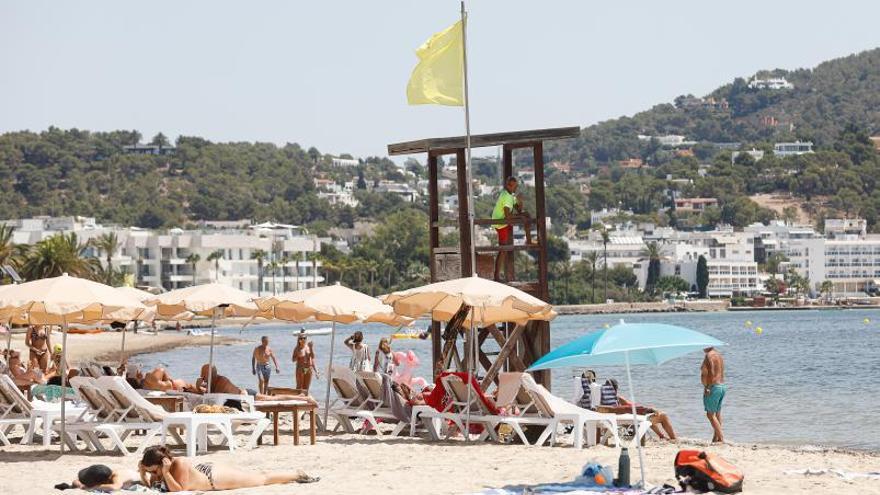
xmin=142 ymin=367 xmax=198 ymax=392
xmin=139 ymin=445 xmax=318 ymax=491
xmin=55 ymin=464 xmax=142 ymax=491
xmin=196 ymin=364 xmax=318 ymax=404
xmin=6 ymin=350 xmax=46 ymax=386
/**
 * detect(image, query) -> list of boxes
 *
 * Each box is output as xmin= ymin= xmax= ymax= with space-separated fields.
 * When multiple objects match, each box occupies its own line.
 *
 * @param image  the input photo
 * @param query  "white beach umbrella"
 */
xmin=383 ymin=275 xmax=556 ymax=438
xmin=147 ymin=283 xmax=259 ymax=392
xmin=0 ymin=273 xmax=146 ymax=453
xmin=111 ymin=286 xmax=160 ymax=358
xmin=256 ymin=283 xmax=411 ymax=429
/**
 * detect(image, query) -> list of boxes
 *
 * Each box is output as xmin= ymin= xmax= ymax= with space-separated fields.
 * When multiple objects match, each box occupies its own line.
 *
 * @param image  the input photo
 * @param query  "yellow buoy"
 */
xmin=864 ymin=318 xmax=870 ymax=324
xmin=745 ymin=320 xmax=752 ymax=327
xmin=603 ymin=323 xmax=610 ymax=329
xmin=755 ymin=327 xmax=763 ymax=335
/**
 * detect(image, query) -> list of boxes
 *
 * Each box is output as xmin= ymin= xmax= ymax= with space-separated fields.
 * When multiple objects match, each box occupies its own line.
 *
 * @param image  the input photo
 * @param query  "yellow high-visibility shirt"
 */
xmin=492 ymin=190 xmax=516 ymax=229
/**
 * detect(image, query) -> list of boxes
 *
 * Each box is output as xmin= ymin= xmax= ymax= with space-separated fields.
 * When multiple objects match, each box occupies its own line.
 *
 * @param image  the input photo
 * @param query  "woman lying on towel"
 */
xmin=55 ymin=464 xmax=142 ymax=491
xmin=138 ymin=446 xmax=319 ymax=491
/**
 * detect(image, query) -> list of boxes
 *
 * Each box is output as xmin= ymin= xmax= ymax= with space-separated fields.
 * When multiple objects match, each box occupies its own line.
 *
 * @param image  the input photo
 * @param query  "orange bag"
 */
xmin=674 ymin=450 xmax=743 ymax=493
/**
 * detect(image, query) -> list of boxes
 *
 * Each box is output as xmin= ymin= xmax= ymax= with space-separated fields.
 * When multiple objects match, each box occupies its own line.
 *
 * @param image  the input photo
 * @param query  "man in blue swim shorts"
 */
xmin=701 ymin=346 xmax=726 ymax=443
xmin=252 ymin=336 xmax=280 ymax=395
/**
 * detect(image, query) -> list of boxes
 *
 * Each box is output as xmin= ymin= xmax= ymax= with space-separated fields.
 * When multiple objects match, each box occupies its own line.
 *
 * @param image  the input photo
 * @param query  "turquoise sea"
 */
xmin=130 ymin=309 xmax=880 ymax=450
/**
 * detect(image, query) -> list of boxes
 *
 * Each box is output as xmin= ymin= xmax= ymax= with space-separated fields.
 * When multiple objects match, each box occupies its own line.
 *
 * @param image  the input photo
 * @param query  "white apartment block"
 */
xmin=2 ymin=217 xmax=325 ymax=295
xmin=747 ymin=219 xmax=880 ymax=296
xmin=567 ymin=233 xmax=646 ymax=267
xmin=773 ymin=141 xmax=813 ymax=157
xmin=633 ymin=230 xmax=760 ymax=297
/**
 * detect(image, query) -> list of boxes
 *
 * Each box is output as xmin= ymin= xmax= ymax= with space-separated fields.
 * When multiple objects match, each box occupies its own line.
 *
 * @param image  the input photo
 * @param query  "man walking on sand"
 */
xmin=701 ymin=346 xmax=726 ymax=443
xmin=252 ymin=336 xmax=280 ymax=395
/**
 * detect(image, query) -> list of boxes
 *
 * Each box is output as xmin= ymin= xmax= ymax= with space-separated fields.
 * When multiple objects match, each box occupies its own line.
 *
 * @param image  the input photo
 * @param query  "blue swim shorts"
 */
xmin=703 ymin=384 xmax=726 ymax=413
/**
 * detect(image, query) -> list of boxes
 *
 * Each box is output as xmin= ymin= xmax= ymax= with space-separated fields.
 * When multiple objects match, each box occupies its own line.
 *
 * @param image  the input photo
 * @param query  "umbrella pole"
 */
xmin=322 ymin=320 xmax=337 ymax=431
xmin=207 ymin=310 xmax=216 ymax=394
xmin=60 ymin=317 xmax=69 ymax=454
xmin=464 ymin=307 xmax=475 ymax=441
xmin=624 ymin=350 xmax=647 ymax=487
xmin=121 ymin=320 xmax=130 ymax=359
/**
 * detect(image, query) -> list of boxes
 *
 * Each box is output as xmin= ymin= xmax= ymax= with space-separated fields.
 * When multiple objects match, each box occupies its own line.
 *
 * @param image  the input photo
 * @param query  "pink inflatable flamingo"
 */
xmin=392 ymin=350 xmax=428 ymax=390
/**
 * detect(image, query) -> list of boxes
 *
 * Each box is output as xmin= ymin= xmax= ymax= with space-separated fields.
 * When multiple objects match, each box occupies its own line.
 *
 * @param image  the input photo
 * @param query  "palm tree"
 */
xmin=585 ymin=252 xmax=599 ymax=303
xmin=91 ymin=232 xmax=120 ymax=285
xmin=0 ymin=225 xmax=16 ymax=283
xmin=19 ymin=232 xmax=97 ymax=281
xmin=306 ymin=251 xmax=320 ymax=288
xmin=819 ymin=280 xmax=834 ymax=302
xmin=185 ymin=253 xmax=200 ymax=286
xmin=207 ymin=250 xmax=224 ymax=282
xmin=600 ymin=228 xmax=610 ymax=301
xmin=250 ymin=249 xmax=267 ymax=295
xmin=266 ymin=260 xmax=280 ymax=295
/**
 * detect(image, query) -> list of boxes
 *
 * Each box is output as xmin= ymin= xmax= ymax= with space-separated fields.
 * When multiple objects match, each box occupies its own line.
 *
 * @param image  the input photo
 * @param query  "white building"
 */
xmin=773 ymin=141 xmax=813 ymax=157
xmin=330 ymin=156 xmax=360 ymax=167
xmin=748 ymin=77 xmax=794 ymax=90
xmin=746 ymin=219 xmax=880 ymax=296
xmin=567 ymin=233 xmax=646 ymax=267
xmin=633 ymin=230 xmax=760 ymax=297
xmin=2 ymin=217 xmax=326 ymax=295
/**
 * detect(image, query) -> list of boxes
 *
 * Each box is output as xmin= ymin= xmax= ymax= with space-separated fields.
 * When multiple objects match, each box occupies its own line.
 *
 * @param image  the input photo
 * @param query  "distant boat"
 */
xmin=187 ymin=328 xmax=218 ymax=337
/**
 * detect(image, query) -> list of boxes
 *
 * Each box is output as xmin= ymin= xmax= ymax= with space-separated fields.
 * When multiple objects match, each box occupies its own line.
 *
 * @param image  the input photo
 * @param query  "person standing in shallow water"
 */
xmin=344 ymin=331 xmax=370 ymax=372
xmin=701 ymin=346 xmax=726 ymax=443
xmin=251 ymin=336 xmax=280 ymax=395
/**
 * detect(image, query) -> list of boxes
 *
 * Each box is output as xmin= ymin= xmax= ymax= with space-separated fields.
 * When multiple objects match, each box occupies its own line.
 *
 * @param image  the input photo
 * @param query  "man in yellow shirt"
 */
xmin=492 ymin=176 xmax=533 ymax=281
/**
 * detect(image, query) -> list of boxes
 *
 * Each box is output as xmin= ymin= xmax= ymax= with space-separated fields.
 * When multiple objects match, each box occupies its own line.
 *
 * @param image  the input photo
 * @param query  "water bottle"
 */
xmin=615 ymin=447 xmax=631 ymax=488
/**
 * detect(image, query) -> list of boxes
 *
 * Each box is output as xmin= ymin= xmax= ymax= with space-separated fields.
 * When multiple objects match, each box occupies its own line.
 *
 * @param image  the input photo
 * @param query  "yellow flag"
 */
xmin=407 ymin=20 xmax=464 ymax=106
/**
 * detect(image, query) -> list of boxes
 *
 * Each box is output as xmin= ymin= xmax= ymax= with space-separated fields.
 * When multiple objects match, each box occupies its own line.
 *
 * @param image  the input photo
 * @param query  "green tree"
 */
xmin=207 ymin=249 xmax=224 ymax=282
xmin=600 ymin=228 xmax=610 ymax=301
xmin=19 ymin=233 xmax=97 ymax=281
xmin=0 ymin=225 xmax=16 ymax=283
xmin=656 ymin=275 xmax=690 ymax=294
xmin=91 ymin=232 xmax=120 ymax=285
xmin=585 ymin=251 xmax=599 ymax=303
xmin=185 ymin=253 xmax=200 ymax=286
xmin=250 ymin=249 xmax=267 ymax=295
xmin=642 ymin=242 xmax=661 ymax=295
xmin=696 ymin=254 xmax=709 ymax=298
xmin=819 ymin=280 xmax=834 ymax=301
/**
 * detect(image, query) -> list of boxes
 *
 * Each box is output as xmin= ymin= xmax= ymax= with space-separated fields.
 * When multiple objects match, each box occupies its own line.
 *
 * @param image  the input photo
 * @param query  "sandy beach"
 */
xmin=1 ymin=431 xmax=878 ymax=494
xmin=3 ymin=326 xmax=879 ymax=494
xmin=4 ymin=329 xmax=242 ymax=364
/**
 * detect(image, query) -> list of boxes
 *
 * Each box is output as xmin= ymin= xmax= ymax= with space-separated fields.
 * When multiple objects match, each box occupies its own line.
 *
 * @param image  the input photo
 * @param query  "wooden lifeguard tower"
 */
xmin=388 ymin=126 xmax=579 ymax=389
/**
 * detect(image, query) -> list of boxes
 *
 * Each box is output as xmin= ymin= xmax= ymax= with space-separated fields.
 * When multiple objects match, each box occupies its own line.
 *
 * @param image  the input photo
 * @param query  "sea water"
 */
xmin=130 ymin=309 xmax=880 ymax=450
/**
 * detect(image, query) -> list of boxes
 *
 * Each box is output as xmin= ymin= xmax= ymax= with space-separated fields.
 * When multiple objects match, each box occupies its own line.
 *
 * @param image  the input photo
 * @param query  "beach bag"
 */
xmin=675 ymin=450 xmax=743 ymax=493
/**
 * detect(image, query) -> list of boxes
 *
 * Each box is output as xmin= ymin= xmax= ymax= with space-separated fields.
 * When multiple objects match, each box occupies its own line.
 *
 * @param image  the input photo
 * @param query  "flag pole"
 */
xmin=461 ymin=0 xmax=476 ymax=276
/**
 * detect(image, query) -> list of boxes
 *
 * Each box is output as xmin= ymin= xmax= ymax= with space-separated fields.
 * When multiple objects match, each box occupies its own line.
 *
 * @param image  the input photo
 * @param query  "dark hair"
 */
xmin=141 ymin=445 xmax=173 ymax=467
xmin=78 ymin=464 xmax=113 ymax=488
xmin=261 ymin=335 xmax=268 ymax=341
xmin=352 ymin=331 xmax=363 ymax=343
xmin=125 ymin=377 xmax=143 ymax=389
xmin=505 ymin=176 xmax=517 ymax=184
xmin=608 ymin=378 xmax=619 ymax=391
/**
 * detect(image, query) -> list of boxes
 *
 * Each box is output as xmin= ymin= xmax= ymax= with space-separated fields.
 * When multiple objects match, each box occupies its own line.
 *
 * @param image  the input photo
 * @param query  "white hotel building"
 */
xmin=4 ymin=217 xmax=325 ymax=295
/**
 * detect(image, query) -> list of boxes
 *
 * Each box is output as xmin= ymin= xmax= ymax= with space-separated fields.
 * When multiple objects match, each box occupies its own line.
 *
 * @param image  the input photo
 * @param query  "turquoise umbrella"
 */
xmin=529 ymin=321 xmax=725 ymax=488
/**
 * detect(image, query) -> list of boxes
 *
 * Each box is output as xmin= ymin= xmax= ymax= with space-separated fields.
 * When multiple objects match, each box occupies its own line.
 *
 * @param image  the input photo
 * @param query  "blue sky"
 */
xmin=2 ymin=1 xmax=879 ymax=159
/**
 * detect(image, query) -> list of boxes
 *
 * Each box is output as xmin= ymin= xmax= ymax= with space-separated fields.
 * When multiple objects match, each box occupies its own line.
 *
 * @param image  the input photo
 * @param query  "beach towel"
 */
xmin=381 ymin=374 xmax=412 ymax=422
xmin=473 ymin=486 xmax=647 ymax=494
xmin=423 ymin=372 xmax=499 ymax=414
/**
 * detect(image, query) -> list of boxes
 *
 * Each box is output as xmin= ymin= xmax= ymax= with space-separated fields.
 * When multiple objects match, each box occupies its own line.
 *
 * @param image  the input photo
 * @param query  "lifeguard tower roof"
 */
xmin=387 ymin=126 xmax=580 ymax=155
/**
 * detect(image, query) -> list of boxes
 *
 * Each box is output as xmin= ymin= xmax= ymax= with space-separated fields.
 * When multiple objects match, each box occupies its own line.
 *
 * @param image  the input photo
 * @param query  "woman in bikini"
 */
xmin=25 ymin=325 xmax=51 ymax=372
xmin=138 ymin=446 xmax=318 ymax=491
xmin=292 ymin=331 xmax=317 ymax=393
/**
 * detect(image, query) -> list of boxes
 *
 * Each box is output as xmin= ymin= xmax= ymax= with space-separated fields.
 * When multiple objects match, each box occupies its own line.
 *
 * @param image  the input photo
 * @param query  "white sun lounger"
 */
xmin=0 ymin=374 xmax=85 ymax=449
xmin=354 ymin=371 xmax=410 ymax=437
xmin=97 ymin=376 xmax=262 ymax=457
xmin=520 ymin=374 xmax=623 ymax=448
xmin=0 ymin=376 xmax=34 ymax=446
